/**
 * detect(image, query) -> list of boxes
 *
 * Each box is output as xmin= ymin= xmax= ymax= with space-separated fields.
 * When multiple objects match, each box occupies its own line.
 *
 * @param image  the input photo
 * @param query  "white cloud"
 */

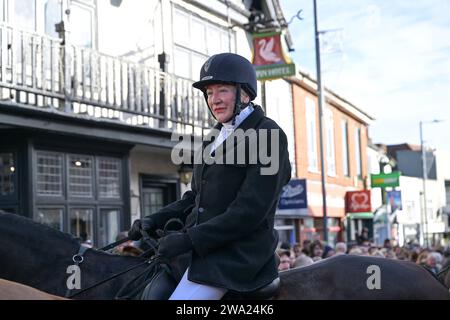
xmin=282 ymin=0 xmax=450 ymax=151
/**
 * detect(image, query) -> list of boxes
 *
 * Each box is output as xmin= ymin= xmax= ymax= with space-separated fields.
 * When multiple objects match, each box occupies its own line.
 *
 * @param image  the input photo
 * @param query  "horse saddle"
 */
xmin=139 ymin=264 xmax=280 ymax=300
xmin=222 ymin=277 xmax=281 ymax=300
xmin=140 ymin=264 xmax=177 ymax=300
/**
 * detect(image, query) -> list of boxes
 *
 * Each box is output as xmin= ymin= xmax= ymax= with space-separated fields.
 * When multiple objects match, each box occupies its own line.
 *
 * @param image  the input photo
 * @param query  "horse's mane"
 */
xmin=0 ymin=211 xmax=79 ymax=245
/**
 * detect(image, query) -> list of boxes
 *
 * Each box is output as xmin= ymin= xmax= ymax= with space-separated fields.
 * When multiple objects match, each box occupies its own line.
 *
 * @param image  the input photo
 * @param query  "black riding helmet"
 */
xmin=192 ymin=53 xmax=257 ymax=123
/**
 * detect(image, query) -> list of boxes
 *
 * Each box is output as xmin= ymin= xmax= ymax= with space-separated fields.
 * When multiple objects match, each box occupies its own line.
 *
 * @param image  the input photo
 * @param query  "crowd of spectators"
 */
xmin=276 ymin=236 xmax=450 ymax=276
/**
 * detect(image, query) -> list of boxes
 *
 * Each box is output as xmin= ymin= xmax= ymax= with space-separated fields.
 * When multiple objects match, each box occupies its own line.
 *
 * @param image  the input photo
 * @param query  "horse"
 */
xmin=0 ymin=211 xmax=159 ymax=299
xmin=275 ymin=254 xmax=450 ymax=299
xmin=0 ymin=278 xmax=68 ymax=300
xmin=1 ymin=212 xmax=449 ymax=300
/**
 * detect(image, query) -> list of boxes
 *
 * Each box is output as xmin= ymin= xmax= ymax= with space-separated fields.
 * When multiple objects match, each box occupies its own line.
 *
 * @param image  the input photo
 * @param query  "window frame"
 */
xmin=67 ymin=153 xmax=95 ymax=200
xmin=341 ymin=119 xmax=350 ymax=177
xmin=35 ymin=150 xmax=66 ymax=201
xmin=68 ymin=205 xmax=95 ymax=244
xmin=0 ymin=150 xmax=18 ymax=202
xmin=97 ymin=206 xmax=121 ymax=248
xmin=69 ymin=0 xmax=96 ymax=49
xmin=36 ymin=205 xmax=65 ymax=231
xmin=305 ymin=96 xmax=318 ymax=172
xmin=97 ymin=156 xmax=122 ymax=201
xmin=325 ymin=107 xmax=336 ymax=177
xmin=171 ymin=5 xmax=235 ymax=79
xmin=355 ymin=126 xmax=362 ymax=178
xmin=32 ymin=148 xmax=127 ymax=246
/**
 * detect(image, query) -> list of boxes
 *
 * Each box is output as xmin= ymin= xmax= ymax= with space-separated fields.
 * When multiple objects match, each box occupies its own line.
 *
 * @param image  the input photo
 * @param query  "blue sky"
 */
xmin=280 ymin=0 xmax=450 ymax=152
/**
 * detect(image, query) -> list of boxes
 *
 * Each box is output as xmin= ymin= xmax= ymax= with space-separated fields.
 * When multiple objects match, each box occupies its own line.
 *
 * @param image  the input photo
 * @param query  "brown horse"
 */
xmin=1 ymin=211 xmax=449 ymax=300
xmin=0 ymin=279 xmax=67 ymax=300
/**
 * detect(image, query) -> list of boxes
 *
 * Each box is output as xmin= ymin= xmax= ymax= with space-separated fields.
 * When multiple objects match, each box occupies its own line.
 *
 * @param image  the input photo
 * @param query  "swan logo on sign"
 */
xmin=252 ymin=32 xmax=295 ymax=80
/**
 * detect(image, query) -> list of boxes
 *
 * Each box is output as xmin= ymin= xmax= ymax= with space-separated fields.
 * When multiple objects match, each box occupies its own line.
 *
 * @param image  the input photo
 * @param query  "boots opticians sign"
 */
xmin=345 ymin=190 xmax=371 ymax=213
xmin=252 ymin=32 xmax=296 ymax=80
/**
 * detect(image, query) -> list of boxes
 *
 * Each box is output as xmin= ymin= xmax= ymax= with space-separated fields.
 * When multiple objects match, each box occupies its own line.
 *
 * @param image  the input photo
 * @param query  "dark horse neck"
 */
xmin=0 ymin=212 xmax=148 ymax=299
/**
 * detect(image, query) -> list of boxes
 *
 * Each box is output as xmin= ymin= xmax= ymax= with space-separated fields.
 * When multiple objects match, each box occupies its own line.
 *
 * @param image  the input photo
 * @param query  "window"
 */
xmin=191 ymin=17 xmax=206 ymax=54
xmin=70 ymin=207 xmax=94 ymax=244
xmin=70 ymin=3 xmax=93 ymax=48
xmin=173 ymin=47 xmax=191 ymax=79
xmin=44 ymin=0 xmax=62 ymax=38
xmin=325 ymin=108 xmax=336 ymax=176
xmin=306 ymin=97 xmax=318 ymax=171
xmin=140 ymin=176 xmax=178 ymax=219
xmin=142 ymin=187 xmax=164 ymax=216
xmin=355 ymin=127 xmax=362 ymax=177
xmin=14 ymin=0 xmax=36 ymax=31
xmin=34 ymin=150 xmax=125 ymax=246
xmin=98 ymin=157 xmax=121 ymax=199
xmin=341 ymin=120 xmax=349 ymax=177
xmin=172 ymin=7 xmax=234 ymax=79
xmin=98 ymin=208 xmax=120 ymax=248
xmin=36 ymin=151 xmax=63 ymax=197
xmin=68 ymin=155 xmax=93 ymax=198
xmin=0 ymin=0 xmax=6 ymax=22
xmin=0 ymin=153 xmax=15 ymax=196
xmin=37 ymin=207 xmax=64 ymax=230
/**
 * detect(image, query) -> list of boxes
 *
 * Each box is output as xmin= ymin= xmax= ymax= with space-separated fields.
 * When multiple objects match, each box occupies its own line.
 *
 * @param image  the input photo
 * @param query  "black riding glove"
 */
xmin=128 ymin=217 xmax=156 ymax=241
xmin=158 ymin=232 xmax=193 ymax=259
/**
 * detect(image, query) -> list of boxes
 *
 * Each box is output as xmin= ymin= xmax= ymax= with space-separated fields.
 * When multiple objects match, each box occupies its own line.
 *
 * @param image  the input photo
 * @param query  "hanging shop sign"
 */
xmin=252 ymin=32 xmax=296 ymax=80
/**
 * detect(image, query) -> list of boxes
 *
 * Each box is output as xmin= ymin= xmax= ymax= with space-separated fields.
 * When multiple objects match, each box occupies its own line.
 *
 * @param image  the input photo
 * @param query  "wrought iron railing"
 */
xmin=0 ymin=23 xmax=212 ymax=136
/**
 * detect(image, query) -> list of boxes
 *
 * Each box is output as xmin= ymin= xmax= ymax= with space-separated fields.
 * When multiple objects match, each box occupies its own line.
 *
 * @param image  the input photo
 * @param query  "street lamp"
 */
xmin=313 ymin=0 xmax=328 ymax=242
xmin=419 ymin=119 xmax=443 ymax=247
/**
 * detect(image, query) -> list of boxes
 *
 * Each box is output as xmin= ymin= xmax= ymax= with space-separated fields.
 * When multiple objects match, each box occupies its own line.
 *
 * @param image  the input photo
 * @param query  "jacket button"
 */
xmin=201 ymin=180 xmax=207 ymax=185
xmin=198 ymin=207 xmax=204 ymax=213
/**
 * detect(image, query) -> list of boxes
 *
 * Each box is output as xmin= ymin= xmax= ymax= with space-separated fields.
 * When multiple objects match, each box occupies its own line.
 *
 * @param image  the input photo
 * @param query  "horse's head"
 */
xmin=0 ymin=211 xmax=80 ymax=254
xmin=0 ymin=211 xmax=151 ymax=299
xmin=0 ymin=212 xmax=81 ymax=286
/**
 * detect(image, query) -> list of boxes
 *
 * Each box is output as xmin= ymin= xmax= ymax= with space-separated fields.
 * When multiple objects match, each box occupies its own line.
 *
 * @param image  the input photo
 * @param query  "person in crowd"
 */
xmin=334 ymin=242 xmax=347 ymax=255
xmin=321 ymin=245 xmax=335 ymax=259
xmin=356 ymin=227 xmax=369 ymax=245
xmin=277 ymin=249 xmax=292 ymax=272
xmin=309 ymin=240 xmax=324 ymax=262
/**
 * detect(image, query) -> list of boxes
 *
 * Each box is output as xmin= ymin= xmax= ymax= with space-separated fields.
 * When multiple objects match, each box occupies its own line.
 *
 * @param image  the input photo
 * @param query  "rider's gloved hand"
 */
xmin=128 ymin=217 xmax=156 ymax=241
xmin=158 ymin=232 xmax=193 ymax=258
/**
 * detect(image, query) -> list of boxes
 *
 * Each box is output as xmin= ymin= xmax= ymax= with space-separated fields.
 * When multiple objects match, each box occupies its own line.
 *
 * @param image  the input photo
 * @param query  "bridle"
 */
xmin=65 ymin=219 xmax=185 ymax=299
xmin=65 ymin=231 xmax=159 ymax=299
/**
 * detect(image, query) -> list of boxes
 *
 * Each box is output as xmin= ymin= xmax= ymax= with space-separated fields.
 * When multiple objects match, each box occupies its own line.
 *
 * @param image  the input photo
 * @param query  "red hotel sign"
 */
xmin=345 ymin=190 xmax=371 ymax=213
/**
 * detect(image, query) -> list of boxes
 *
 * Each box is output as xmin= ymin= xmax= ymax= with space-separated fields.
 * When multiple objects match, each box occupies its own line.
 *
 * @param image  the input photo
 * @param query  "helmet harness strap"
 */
xmin=231 ymin=84 xmax=243 ymax=126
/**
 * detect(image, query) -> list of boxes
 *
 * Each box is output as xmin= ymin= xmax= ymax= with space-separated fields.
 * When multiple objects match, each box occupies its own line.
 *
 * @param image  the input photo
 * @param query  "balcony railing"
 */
xmin=0 ymin=23 xmax=212 ymax=136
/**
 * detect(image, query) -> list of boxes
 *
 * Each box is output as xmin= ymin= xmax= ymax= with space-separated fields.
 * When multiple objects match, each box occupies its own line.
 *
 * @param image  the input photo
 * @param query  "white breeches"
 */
xmin=169 ymin=268 xmax=228 ymax=300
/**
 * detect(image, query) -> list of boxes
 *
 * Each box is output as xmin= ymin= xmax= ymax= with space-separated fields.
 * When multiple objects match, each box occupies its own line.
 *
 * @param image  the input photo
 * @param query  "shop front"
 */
xmin=275 ymin=178 xmax=308 ymax=245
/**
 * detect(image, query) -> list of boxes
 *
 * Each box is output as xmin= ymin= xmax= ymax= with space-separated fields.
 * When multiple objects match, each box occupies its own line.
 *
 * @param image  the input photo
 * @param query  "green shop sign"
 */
xmin=370 ymin=171 xmax=401 ymax=188
xmin=255 ymin=64 xmax=296 ymax=80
